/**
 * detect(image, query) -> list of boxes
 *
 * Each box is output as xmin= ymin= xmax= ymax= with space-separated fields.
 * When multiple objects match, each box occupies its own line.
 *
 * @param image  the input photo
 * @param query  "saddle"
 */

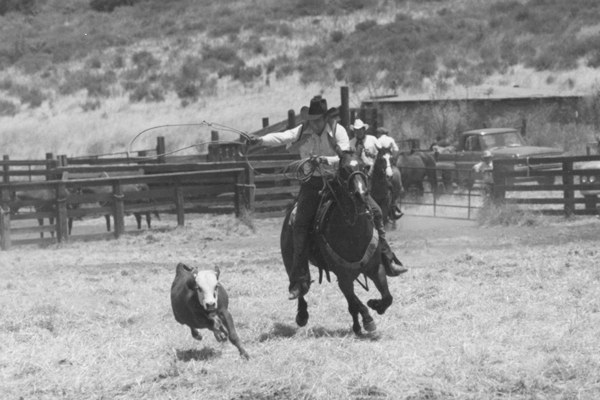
xmin=289 ymin=183 xmax=380 ymax=279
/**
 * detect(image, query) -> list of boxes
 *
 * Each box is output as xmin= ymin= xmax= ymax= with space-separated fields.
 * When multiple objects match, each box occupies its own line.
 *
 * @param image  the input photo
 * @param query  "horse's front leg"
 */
xmin=338 ymin=276 xmax=376 ymax=334
xmin=296 ymin=296 xmax=309 ymax=327
xmin=366 ymin=264 xmax=393 ymax=315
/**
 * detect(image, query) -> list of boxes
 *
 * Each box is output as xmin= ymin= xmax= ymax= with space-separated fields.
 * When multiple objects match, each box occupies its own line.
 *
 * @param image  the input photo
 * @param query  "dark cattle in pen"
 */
xmin=170 ymin=263 xmax=249 ymax=360
xmin=13 ymin=188 xmax=76 ymax=238
xmin=78 ymin=173 xmax=159 ymax=231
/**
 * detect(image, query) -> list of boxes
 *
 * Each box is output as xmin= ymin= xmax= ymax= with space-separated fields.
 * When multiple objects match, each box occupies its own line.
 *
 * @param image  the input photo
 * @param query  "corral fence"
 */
xmin=0 ymin=157 xmax=306 ymax=250
xmin=492 ymin=154 xmax=600 ymax=216
xmin=399 ymin=168 xmax=484 ymax=220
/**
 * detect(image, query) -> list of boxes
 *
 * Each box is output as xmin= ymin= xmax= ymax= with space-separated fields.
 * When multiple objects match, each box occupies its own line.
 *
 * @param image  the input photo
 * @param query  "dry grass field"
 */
xmin=1 ymin=212 xmax=600 ymax=399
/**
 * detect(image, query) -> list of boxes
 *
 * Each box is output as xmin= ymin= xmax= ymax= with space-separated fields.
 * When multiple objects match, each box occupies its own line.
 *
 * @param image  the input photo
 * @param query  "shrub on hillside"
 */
xmin=208 ymin=20 xmax=241 ymax=38
xmin=128 ymin=82 xmax=165 ymax=103
xmin=330 ymin=31 xmax=344 ymax=43
xmin=355 ymin=19 xmax=377 ymax=32
xmin=414 ymin=49 xmax=437 ymax=77
xmin=89 ymin=0 xmax=138 ymax=13
xmin=14 ymin=53 xmax=51 ymax=75
xmin=237 ymin=65 xmax=263 ymax=85
xmin=0 ymin=0 xmax=37 ymax=15
xmin=297 ymin=0 xmax=326 ymax=16
xmin=131 ymin=51 xmax=160 ymax=74
xmin=112 ymin=54 xmax=125 ymax=69
xmin=173 ymin=57 xmax=217 ymax=101
xmin=80 ymin=99 xmax=101 ymax=112
xmin=19 ymin=87 xmax=45 ymax=108
xmin=202 ymin=46 xmax=240 ymax=65
xmin=242 ymin=37 xmax=266 ymax=56
xmin=59 ymin=70 xmax=116 ymax=97
xmin=0 ymin=99 xmax=17 ymax=116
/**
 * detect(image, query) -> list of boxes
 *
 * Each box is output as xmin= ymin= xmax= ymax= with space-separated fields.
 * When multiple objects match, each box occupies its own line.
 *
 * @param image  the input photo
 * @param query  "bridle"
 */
xmin=323 ymin=157 xmax=370 ymax=225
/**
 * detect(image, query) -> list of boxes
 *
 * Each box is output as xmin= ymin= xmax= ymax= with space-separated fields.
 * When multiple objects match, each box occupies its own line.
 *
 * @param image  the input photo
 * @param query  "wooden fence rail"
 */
xmin=0 ymin=168 xmax=249 ymax=250
xmin=493 ymin=155 xmax=600 ymax=216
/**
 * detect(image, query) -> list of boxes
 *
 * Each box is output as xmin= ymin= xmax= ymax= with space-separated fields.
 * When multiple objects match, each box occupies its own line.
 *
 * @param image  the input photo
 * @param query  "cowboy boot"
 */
xmin=374 ymin=214 xmax=407 ymax=277
xmin=391 ymin=204 xmax=404 ymax=220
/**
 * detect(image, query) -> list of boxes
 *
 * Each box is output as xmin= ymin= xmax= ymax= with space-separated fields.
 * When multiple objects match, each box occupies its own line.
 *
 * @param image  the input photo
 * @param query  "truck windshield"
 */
xmin=480 ymin=131 xmax=524 ymax=149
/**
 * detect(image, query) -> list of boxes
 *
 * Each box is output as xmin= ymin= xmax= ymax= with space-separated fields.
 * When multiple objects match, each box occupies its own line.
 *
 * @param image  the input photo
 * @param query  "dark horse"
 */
xmin=396 ymin=150 xmax=437 ymax=197
xmin=281 ymin=151 xmax=393 ymax=335
xmin=370 ymin=147 xmax=403 ymax=228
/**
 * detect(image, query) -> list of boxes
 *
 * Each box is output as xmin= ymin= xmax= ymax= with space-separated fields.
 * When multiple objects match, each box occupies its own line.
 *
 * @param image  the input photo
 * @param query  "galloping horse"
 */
xmin=281 ymin=151 xmax=394 ymax=335
xmin=370 ymin=147 xmax=403 ymax=228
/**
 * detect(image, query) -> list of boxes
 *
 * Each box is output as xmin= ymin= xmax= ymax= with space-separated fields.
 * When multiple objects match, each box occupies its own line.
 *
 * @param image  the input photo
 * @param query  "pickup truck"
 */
xmin=433 ymin=127 xmax=564 ymax=190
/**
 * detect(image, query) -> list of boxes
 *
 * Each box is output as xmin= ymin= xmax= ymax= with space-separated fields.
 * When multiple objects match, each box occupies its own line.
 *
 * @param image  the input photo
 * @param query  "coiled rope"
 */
xmin=125 ymin=121 xmax=328 ymax=182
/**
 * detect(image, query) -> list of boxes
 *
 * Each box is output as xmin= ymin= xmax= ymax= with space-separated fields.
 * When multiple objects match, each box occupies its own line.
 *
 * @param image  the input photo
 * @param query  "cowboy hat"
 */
xmin=482 ymin=150 xmax=493 ymax=159
xmin=300 ymin=96 xmax=337 ymax=121
xmin=350 ymin=118 xmax=369 ymax=131
xmin=375 ymin=127 xmax=389 ymax=136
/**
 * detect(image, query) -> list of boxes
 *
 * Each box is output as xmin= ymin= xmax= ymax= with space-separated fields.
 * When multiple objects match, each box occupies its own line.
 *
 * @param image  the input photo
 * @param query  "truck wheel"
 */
xmin=584 ymin=195 xmax=598 ymax=211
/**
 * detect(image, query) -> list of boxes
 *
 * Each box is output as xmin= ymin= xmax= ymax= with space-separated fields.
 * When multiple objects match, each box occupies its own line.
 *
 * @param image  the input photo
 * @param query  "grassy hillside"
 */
xmin=1 ymin=0 xmax=600 ymax=158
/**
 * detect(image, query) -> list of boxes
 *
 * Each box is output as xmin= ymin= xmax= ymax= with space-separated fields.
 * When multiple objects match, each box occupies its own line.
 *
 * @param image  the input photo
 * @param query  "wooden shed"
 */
xmin=360 ymin=86 xmax=586 ymax=147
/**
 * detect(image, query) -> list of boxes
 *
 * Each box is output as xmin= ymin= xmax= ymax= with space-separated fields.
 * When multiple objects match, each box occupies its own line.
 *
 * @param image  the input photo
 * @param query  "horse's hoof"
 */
xmin=367 ymin=299 xmax=378 ymax=310
xmin=367 ymin=299 xmax=388 ymax=315
xmin=352 ymin=324 xmax=362 ymax=335
xmin=364 ymin=320 xmax=377 ymax=332
xmin=296 ymin=311 xmax=309 ymax=327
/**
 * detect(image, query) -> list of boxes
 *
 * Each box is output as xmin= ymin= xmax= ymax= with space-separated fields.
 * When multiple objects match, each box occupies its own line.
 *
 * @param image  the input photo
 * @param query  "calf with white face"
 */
xmin=170 ymin=263 xmax=249 ymax=360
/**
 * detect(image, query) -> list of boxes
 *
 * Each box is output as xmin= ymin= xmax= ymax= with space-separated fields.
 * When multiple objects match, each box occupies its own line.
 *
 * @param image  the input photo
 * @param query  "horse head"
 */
xmin=375 ymin=147 xmax=394 ymax=179
xmin=336 ymin=150 xmax=369 ymax=207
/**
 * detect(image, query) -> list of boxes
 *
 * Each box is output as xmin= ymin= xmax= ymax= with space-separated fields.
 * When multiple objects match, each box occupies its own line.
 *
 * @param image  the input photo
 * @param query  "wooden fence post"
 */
xmin=208 ymin=130 xmax=220 ymax=162
xmin=287 ymin=110 xmax=296 ymax=129
xmin=112 ymin=181 xmax=125 ymax=238
xmin=157 ymin=137 xmax=166 ymax=164
xmin=340 ymin=86 xmax=349 ymax=130
xmin=45 ymin=153 xmax=54 ymax=180
xmin=491 ymin=165 xmax=506 ymax=203
xmin=56 ymin=181 xmax=69 ymax=242
xmin=262 ymin=117 xmax=269 ymax=128
xmin=3 ymin=155 xmax=9 ymax=183
xmin=562 ymin=160 xmax=574 ymax=217
xmin=0 ymin=186 xmax=11 ymax=250
xmin=234 ymin=170 xmax=245 ymax=217
xmin=175 ymin=180 xmax=185 ymax=227
xmin=370 ymin=108 xmax=378 ymax=133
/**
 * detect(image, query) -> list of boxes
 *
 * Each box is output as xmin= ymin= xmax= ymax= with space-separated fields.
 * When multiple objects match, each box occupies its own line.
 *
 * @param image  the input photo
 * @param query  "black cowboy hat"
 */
xmin=300 ymin=96 xmax=337 ymax=121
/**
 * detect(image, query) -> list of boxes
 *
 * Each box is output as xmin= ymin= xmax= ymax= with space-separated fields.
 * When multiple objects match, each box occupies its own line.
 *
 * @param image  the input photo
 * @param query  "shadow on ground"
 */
xmin=176 ymin=347 xmax=222 ymax=362
xmin=258 ymin=322 xmax=380 ymax=342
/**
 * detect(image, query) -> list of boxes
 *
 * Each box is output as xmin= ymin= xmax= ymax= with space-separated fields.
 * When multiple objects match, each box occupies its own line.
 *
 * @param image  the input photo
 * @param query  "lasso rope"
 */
xmin=125 ymin=121 xmax=326 ymax=182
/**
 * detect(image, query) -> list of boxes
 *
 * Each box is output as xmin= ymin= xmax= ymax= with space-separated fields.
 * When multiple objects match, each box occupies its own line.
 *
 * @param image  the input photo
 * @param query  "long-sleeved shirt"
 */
xmin=350 ymin=135 xmax=381 ymax=167
xmin=377 ymin=134 xmax=399 ymax=153
xmin=260 ymin=121 xmax=350 ymax=176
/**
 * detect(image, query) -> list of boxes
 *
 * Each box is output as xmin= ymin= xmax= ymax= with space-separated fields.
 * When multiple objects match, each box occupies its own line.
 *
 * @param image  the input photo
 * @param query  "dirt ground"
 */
xmin=3 ymin=210 xmax=600 ymax=399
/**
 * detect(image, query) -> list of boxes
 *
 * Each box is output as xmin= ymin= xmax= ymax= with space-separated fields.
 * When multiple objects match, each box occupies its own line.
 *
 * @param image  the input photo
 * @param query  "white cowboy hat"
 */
xmin=350 ymin=119 xmax=369 ymax=131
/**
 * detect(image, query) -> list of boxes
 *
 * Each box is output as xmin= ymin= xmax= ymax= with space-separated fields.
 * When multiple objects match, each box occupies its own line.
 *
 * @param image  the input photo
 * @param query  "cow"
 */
xmin=78 ymin=172 xmax=159 ymax=231
xmin=13 ymin=188 xmax=76 ymax=238
xmin=170 ymin=263 xmax=250 ymax=360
